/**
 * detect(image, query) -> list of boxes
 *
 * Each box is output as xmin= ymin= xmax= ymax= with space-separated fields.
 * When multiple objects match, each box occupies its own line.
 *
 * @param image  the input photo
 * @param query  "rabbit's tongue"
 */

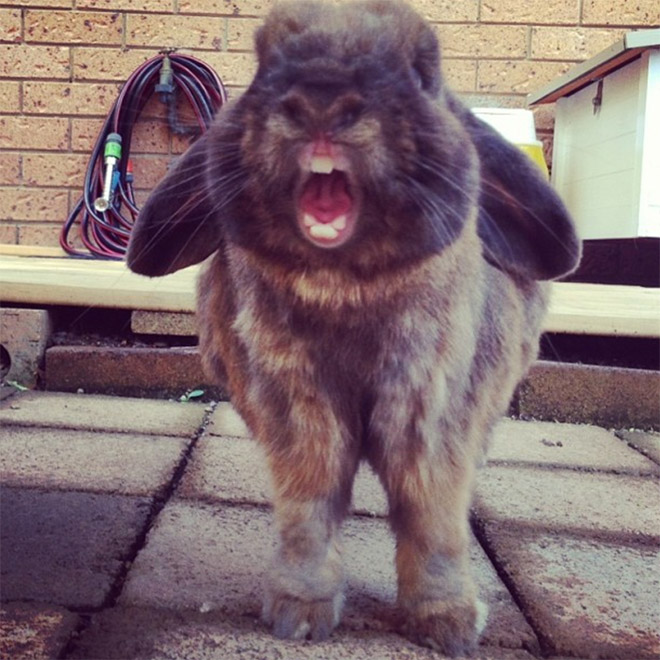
xmin=299 ymin=171 xmax=352 ymax=225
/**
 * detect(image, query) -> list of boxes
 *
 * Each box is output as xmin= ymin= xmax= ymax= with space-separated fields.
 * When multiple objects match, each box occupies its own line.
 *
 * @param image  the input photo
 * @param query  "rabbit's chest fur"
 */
xmin=198 ymin=214 xmax=545 ymax=458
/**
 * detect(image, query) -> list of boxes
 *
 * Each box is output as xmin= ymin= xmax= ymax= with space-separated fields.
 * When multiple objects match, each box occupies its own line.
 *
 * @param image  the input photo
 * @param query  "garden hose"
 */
xmin=60 ymin=51 xmax=227 ymax=259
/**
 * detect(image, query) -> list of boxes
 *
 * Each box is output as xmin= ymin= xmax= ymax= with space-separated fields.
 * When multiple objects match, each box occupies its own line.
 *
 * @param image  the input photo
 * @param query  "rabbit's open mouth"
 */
xmin=296 ymin=143 xmax=358 ymax=248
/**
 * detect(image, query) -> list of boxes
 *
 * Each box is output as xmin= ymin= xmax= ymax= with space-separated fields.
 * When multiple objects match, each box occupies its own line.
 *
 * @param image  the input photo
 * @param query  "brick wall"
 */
xmin=0 ymin=0 xmax=657 ymax=248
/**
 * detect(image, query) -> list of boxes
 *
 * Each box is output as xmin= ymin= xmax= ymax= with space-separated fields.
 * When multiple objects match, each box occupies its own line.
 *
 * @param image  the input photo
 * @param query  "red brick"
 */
xmin=477 ymin=60 xmax=573 ymax=95
xmin=531 ymin=26 xmax=627 ymax=61
xmin=77 ymin=0 xmax=172 ymax=10
xmin=0 ymin=224 xmax=18 ymax=244
xmin=436 ymin=24 xmax=528 ymax=59
xmin=179 ymin=0 xmax=275 ymax=17
xmin=126 ymin=14 xmax=225 ymax=50
xmin=0 ymin=187 xmax=69 ymax=222
xmin=23 ymin=82 xmax=121 ymax=116
xmin=130 ymin=155 xmax=170 ymax=190
xmin=0 ymin=117 xmax=70 ymax=151
xmin=25 ymin=10 xmax=122 ymax=46
xmin=72 ymin=47 xmax=152 ymax=82
xmin=0 ymin=81 xmax=20 ymax=113
xmin=0 ymin=8 xmax=22 ymax=43
xmin=70 ymin=117 xmax=105 ymax=152
xmin=582 ymin=0 xmax=660 ymax=25
xmin=23 ymin=153 xmax=89 ymax=187
xmin=0 ymin=153 xmax=21 ymax=185
xmin=14 ymin=0 xmax=73 ymax=6
xmin=444 ymin=59 xmax=477 ymax=92
xmin=17 ymin=224 xmax=64 ymax=247
xmin=480 ymin=0 xmax=579 ymax=24
xmin=0 ymin=44 xmax=70 ymax=80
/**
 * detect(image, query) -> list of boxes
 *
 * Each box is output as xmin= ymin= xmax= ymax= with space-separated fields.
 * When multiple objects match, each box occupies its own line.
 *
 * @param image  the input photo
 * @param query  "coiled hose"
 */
xmin=60 ymin=52 xmax=227 ymax=259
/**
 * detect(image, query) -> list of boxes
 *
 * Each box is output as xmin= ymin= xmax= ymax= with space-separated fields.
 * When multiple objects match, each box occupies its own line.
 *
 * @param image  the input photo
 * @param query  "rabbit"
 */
xmin=127 ymin=0 xmax=581 ymax=654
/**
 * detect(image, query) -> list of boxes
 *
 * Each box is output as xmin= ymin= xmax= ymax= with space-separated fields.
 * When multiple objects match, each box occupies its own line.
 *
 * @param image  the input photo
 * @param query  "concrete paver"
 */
xmin=0 ymin=602 xmax=79 ymax=660
xmin=0 ymin=425 xmax=189 ymax=496
xmin=0 ymin=391 xmax=206 ymax=436
xmin=490 ymin=419 xmax=659 ymax=475
xmin=480 ymin=527 xmax=660 ymax=659
xmin=0 ymin=487 xmax=152 ymax=609
xmin=617 ymin=429 xmax=660 ymax=465
xmin=178 ymin=434 xmax=389 ymax=516
xmin=1 ymin=391 xmax=658 ymax=659
xmin=474 ymin=465 xmax=660 ymax=543
xmin=206 ymin=401 xmax=251 ymax=438
xmin=118 ymin=500 xmax=537 ymax=650
xmin=68 ymin=607 xmax=537 ymax=660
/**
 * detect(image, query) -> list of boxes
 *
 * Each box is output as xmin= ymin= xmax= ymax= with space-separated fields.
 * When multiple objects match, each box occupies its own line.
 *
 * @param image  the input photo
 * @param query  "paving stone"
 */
xmin=475 ymin=465 xmax=660 ymax=543
xmin=120 ymin=500 xmax=537 ymax=651
xmin=0 ymin=487 xmax=152 ymax=609
xmin=0 ymin=425 xmax=188 ymax=496
xmin=206 ymin=401 xmax=251 ymax=438
xmin=178 ymin=434 xmax=389 ymax=516
xmin=617 ymin=429 xmax=660 ymax=465
xmin=70 ymin=606 xmax=537 ymax=660
xmin=490 ymin=418 xmax=659 ymax=475
xmin=0 ymin=384 xmax=17 ymax=401
xmin=0 ymin=391 xmax=206 ymax=437
xmin=480 ymin=527 xmax=660 ymax=659
xmin=177 ymin=434 xmax=271 ymax=504
xmin=0 ymin=602 xmax=79 ymax=660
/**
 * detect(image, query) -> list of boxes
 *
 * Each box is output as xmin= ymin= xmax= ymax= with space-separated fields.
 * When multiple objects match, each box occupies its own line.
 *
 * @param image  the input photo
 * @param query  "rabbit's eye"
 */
xmin=331 ymin=97 xmax=365 ymax=132
xmin=280 ymin=95 xmax=307 ymax=126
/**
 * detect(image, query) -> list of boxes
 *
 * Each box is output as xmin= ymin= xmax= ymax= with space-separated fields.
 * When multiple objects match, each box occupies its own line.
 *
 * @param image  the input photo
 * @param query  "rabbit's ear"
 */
xmin=127 ymin=131 xmax=220 ymax=276
xmin=460 ymin=108 xmax=581 ymax=281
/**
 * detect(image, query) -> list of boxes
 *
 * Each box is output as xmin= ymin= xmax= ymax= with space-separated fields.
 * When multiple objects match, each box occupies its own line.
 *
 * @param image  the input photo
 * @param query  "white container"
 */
xmin=529 ymin=30 xmax=660 ymax=240
xmin=471 ymin=107 xmax=548 ymax=176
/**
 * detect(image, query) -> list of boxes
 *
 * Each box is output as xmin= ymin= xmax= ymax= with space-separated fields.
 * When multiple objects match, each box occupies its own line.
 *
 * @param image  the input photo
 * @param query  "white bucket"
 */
xmin=471 ymin=107 xmax=548 ymax=177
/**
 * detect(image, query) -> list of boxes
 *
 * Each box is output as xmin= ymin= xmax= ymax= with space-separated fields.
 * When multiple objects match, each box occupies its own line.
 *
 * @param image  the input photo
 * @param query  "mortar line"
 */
xmin=59 ymin=401 xmax=218 ymax=659
xmin=469 ymin=513 xmax=553 ymax=658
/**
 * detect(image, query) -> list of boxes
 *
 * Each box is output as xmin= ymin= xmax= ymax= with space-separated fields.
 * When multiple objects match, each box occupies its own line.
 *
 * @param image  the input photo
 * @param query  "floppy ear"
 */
xmin=459 ymin=108 xmax=581 ymax=281
xmin=126 ymin=130 xmax=221 ymax=277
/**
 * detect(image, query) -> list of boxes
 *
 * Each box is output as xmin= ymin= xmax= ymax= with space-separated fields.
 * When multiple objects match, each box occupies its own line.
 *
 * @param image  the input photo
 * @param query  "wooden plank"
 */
xmin=546 ymin=282 xmax=660 ymax=337
xmin=1 ymin=254 xmax=658 ymax=337
xmin=0 ymin=244 xmax=69 ymax=258
xmin=0 ymin=254 xmax=198 ymax=312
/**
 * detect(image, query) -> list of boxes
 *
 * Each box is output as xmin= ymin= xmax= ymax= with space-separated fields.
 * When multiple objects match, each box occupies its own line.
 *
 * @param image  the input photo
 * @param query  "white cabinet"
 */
xmin=530 ymin=30 xmax=660 ymax=240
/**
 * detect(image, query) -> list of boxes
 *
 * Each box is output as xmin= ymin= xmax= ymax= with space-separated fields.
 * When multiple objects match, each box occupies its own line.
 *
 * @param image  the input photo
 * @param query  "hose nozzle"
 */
xmin=94 ymin=132 xmax=122 ymax=213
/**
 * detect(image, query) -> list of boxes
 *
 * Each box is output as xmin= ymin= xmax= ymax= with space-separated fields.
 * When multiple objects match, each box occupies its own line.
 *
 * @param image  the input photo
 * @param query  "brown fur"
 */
xmin=127 ymin=0 xmax=580 ymax=654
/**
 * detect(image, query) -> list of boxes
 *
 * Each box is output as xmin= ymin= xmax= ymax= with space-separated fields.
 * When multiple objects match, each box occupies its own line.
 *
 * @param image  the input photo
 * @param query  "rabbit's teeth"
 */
xmin=331 ymin=215 xmax=347 ymax=230
xmin=303 ymin=213 xmax=316 ymax=227
xmin=310 ymin=155 xmax=334 ymax=174
xmin=309 ymin=224 xmax=339 ymax=240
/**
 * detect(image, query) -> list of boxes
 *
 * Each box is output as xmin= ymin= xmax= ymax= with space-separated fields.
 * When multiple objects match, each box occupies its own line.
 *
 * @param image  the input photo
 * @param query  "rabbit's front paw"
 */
xmin=262 ymin=588 xmax=344 ymax=642
xmin=404 ymin=598 xmax=488 ymax=657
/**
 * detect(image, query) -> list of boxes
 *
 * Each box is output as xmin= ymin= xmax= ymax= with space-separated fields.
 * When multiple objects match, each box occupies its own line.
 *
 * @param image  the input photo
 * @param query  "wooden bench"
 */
xmin=1 ymin=245 xmax=658 ymax=338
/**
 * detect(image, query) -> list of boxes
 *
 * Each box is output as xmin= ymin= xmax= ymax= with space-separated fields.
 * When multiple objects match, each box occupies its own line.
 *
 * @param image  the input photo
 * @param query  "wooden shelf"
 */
xmin=0 ymin=253 xmax=198 ymax=313
xmin=1 ymin=250 xmax=658 ymax=338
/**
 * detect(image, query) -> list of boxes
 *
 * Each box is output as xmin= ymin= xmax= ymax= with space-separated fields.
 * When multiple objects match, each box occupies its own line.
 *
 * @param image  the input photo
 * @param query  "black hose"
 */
xmin=60 ymin=52 xmax=227 ymax=259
